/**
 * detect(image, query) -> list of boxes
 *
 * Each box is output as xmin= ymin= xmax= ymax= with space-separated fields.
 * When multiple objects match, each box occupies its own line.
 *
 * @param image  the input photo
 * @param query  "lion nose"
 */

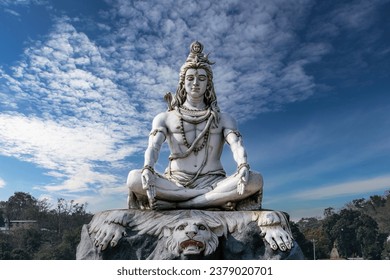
xmin=186 ymin=231 xmax=197 ymax=239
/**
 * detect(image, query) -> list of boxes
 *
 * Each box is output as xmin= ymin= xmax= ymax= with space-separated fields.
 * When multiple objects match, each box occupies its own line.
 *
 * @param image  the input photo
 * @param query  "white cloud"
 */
xmin=287 ymin=207 xmax=327 ymax=221
xmin=0 ymin=17 xmax=157 ymax=198
xmin=330 ymin=0 xmax=384 ymax=31
xmin=0 ymin=114 xmax=139 ymax=193
xmin=0 ymin=0 xmax=47 ymax=6
xmin=292 ymin=175 xmax=390 ymax=200
xmin=0 ymin=177 xmax=5 ymax=188
xmin=3 ymin=8 xmax=20 ymax=16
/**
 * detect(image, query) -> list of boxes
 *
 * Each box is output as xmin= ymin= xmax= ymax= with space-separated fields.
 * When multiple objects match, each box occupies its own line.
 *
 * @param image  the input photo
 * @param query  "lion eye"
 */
xmin=177 ymin=225 xmax=186 ymax=231
xmin=198 ymin=225 xmax=206 ymax=230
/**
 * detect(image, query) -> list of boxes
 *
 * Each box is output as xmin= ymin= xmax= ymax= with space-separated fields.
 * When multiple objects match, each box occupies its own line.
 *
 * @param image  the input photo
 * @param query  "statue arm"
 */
xmin=223 ymin=114 xmax=248 ymax=167
xmin=142 ymin=113 xmax=167 ymax=200
xmin=144 ymin=113 xmax=167 ymax=165
xmin=223 ymin=114 xmax=249 ymax=195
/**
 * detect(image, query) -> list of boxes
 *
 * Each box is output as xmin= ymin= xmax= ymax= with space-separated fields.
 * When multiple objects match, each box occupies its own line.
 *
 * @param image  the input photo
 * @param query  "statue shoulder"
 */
xmin=219 ymin=112 xmax=238 ymax=130
xmin=152 ymin=111 xmax=178 ymax=129
xmin=152 ymin=112 xmax=169 ymax=128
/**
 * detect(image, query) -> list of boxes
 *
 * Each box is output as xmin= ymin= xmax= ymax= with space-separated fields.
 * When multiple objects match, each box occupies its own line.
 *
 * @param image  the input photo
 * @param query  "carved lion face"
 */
xmin=164 ymin=218 xmax=220 ymax=257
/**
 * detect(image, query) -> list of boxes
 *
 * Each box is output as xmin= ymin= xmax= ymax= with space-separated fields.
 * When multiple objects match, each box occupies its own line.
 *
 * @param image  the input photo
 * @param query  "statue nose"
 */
xmin=186 ymin=231 xmax=197 ymax=239
xmin=193 ymin=77 xmax=199 ymax=85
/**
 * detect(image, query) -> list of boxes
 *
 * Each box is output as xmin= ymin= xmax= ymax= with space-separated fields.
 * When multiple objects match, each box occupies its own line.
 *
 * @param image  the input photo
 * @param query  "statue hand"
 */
xmin=237 ymin=166 xmax=249 ymax=195
xmin=141 ymin=169 xmax=156 ymax=201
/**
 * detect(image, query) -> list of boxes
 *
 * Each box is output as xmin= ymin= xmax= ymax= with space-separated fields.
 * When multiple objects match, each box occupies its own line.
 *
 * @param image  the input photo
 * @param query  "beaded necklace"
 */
xmin=178 ymin=106 xmax=211 ymax=155
xmin=179 ymin=118 xmax=209 ymax=155
xmin=179 ymin=105 xmax=209 ymax=117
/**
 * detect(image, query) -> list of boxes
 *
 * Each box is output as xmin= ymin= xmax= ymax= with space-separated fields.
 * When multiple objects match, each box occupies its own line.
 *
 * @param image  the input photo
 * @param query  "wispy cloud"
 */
xmin=0 ymin=0 xmax=48 ymax=17
xmin=247 ymin=94 xmax=390 ymax=187
xmin=0 ymin=0 xmax=47 ymax=6
xmin=305 ymin=0 xmax=389 ymax=84
xmin=327 ymin=0 xmax=385 ymax=31
xmin=3 ymin=8 xmax=20 ymax=16
xmin=291 ymin=175 xmax=390 ymax=200
xmin=307 ymin=0 xmax=386 ymax=38
xmin=288 ymin=207 xmax=327 ymax=221
xmin=0 ymin=114 xmax=138 ymax=192
xmin=0 ymin=177 xmax=5 ymax=188
xmin=0 ymin=0 xmax=47 ymax=17
xmin=0 ymin=19 xmax=151 ymax=195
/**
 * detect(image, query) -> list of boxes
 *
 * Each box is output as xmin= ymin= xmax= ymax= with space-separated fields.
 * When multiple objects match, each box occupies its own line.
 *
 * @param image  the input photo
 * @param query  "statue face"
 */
xmin=185 ymin=68 xmax=208 ymax=100
xmin=192 ymin=43 xmax=201 ymax=53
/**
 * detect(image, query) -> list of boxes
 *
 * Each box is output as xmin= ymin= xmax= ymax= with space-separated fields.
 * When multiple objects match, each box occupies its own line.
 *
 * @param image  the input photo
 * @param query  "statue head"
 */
xmin=173 ymin=41 xmax=219 ymax=111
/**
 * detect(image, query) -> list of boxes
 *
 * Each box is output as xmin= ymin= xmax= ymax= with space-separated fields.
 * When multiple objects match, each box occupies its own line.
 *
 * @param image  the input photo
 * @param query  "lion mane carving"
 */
xmin=162 ymin=217 xmax=223 ymax=258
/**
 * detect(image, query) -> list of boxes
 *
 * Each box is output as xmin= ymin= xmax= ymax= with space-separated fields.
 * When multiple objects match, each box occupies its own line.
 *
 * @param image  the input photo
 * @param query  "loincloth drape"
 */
xmin=164 ymin=169 xmax=226 ymax=190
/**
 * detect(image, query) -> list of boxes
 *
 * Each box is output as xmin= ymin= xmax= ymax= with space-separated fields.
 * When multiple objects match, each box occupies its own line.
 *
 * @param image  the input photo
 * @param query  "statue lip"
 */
xmin=180 ymin=239 xmax=205 ymax=250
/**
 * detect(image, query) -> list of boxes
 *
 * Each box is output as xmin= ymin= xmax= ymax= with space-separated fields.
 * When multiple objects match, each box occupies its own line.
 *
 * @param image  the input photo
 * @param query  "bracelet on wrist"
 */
xmin=142 ymin=165 xmax=155 ymax=174
xmin=237 ymin=163 xmax=250 ymax=172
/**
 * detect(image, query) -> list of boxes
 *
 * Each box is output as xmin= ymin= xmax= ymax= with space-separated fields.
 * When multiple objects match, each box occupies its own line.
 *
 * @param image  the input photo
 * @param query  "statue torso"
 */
xmin=164 ymin=108 xmax=225 ymax=174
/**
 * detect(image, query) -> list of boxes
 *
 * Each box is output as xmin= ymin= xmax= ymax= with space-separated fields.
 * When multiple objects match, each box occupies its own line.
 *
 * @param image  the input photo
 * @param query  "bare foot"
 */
xmin=221 ymin=201 xmax=236 ymax=211
xmin=127 ymin=191 xmax=138 ymax=209
xmin=150 ymin=199 xmax=177 ymax=210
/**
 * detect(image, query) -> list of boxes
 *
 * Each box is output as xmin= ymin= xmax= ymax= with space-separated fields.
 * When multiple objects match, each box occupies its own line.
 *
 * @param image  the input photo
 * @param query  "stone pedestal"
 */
xmin=76 ymin=209 xmax=304 ymax=260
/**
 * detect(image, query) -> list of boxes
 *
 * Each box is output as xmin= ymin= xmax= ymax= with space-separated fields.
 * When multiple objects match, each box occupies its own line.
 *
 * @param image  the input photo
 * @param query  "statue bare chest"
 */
xmin=166 ymin=114 xmax=223 ymax=147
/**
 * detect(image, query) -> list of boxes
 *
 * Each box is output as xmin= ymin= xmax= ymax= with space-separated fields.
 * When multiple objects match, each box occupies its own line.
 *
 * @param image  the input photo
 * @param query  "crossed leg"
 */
xmin=127 ymin=169 xmax=263 ymax=210
xmin=127 ymin=169 xmax=210 ymax=209
xmin=176 ymin=171 xmax=263 ymax=209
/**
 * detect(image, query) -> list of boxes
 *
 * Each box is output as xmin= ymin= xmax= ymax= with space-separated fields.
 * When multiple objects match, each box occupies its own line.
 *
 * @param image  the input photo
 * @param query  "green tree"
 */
xmin=0 ymin=193 xmax=92 ymax=260
xmin=323 ymin=207 xmax=335 ymax=218
xmin=296 ymin=217 xmax=331 ymax=259
xmin=356 ymin=214 xmax=387 ymax=260
xmin=289 ymin=221 xmax=310 ymax=259
xmin=0 ymin=233 xmax=12 ymax=260
xmin=4 ymin=192 xmax=39 ymax=220
xmin=382 ymin=238 xmax=390 ymax=260
xmin=322 ymin=209 xmax=385 ymax=259
xmin=0 ymin=206 xmax=5 ymax=227
xmin=54 ymin=228 xmax=85 ymax=259
xmin=10 ymin=248 xmax=31 ymax=260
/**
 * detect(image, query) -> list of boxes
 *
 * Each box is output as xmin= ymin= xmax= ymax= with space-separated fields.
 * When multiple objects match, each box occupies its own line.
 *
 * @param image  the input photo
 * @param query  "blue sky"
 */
xmin=0 ymin=0 xmax=389 ymax=220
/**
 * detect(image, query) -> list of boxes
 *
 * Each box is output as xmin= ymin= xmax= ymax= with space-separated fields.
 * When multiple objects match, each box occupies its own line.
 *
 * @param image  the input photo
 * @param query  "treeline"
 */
xmin=0 ymin=192 xmax=92 ymax=260
xmin=1 ymin=191 xmax=390 ymax=260
xmin=291 ymin=191 xmax=390 ymax=260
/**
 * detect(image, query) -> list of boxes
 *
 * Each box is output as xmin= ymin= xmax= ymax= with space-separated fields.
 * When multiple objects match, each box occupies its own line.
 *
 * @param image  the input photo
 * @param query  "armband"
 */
xmin=237 ymin=163 xmax=250 ymax=172
xmin=142 ymin=165 xmax=155 ymax=174
xmin=149 ymin=128 xmax=167 ymax=139
xmin=225 ymin=129 xmax=242 ymax=139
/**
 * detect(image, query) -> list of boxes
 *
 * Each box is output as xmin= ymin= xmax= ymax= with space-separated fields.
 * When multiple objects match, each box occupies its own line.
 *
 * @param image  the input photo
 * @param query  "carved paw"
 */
xmin=259 ymin=225 xmax=293 ymax=252
xmin=91 ymin=222 xmax=127 ymax=250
